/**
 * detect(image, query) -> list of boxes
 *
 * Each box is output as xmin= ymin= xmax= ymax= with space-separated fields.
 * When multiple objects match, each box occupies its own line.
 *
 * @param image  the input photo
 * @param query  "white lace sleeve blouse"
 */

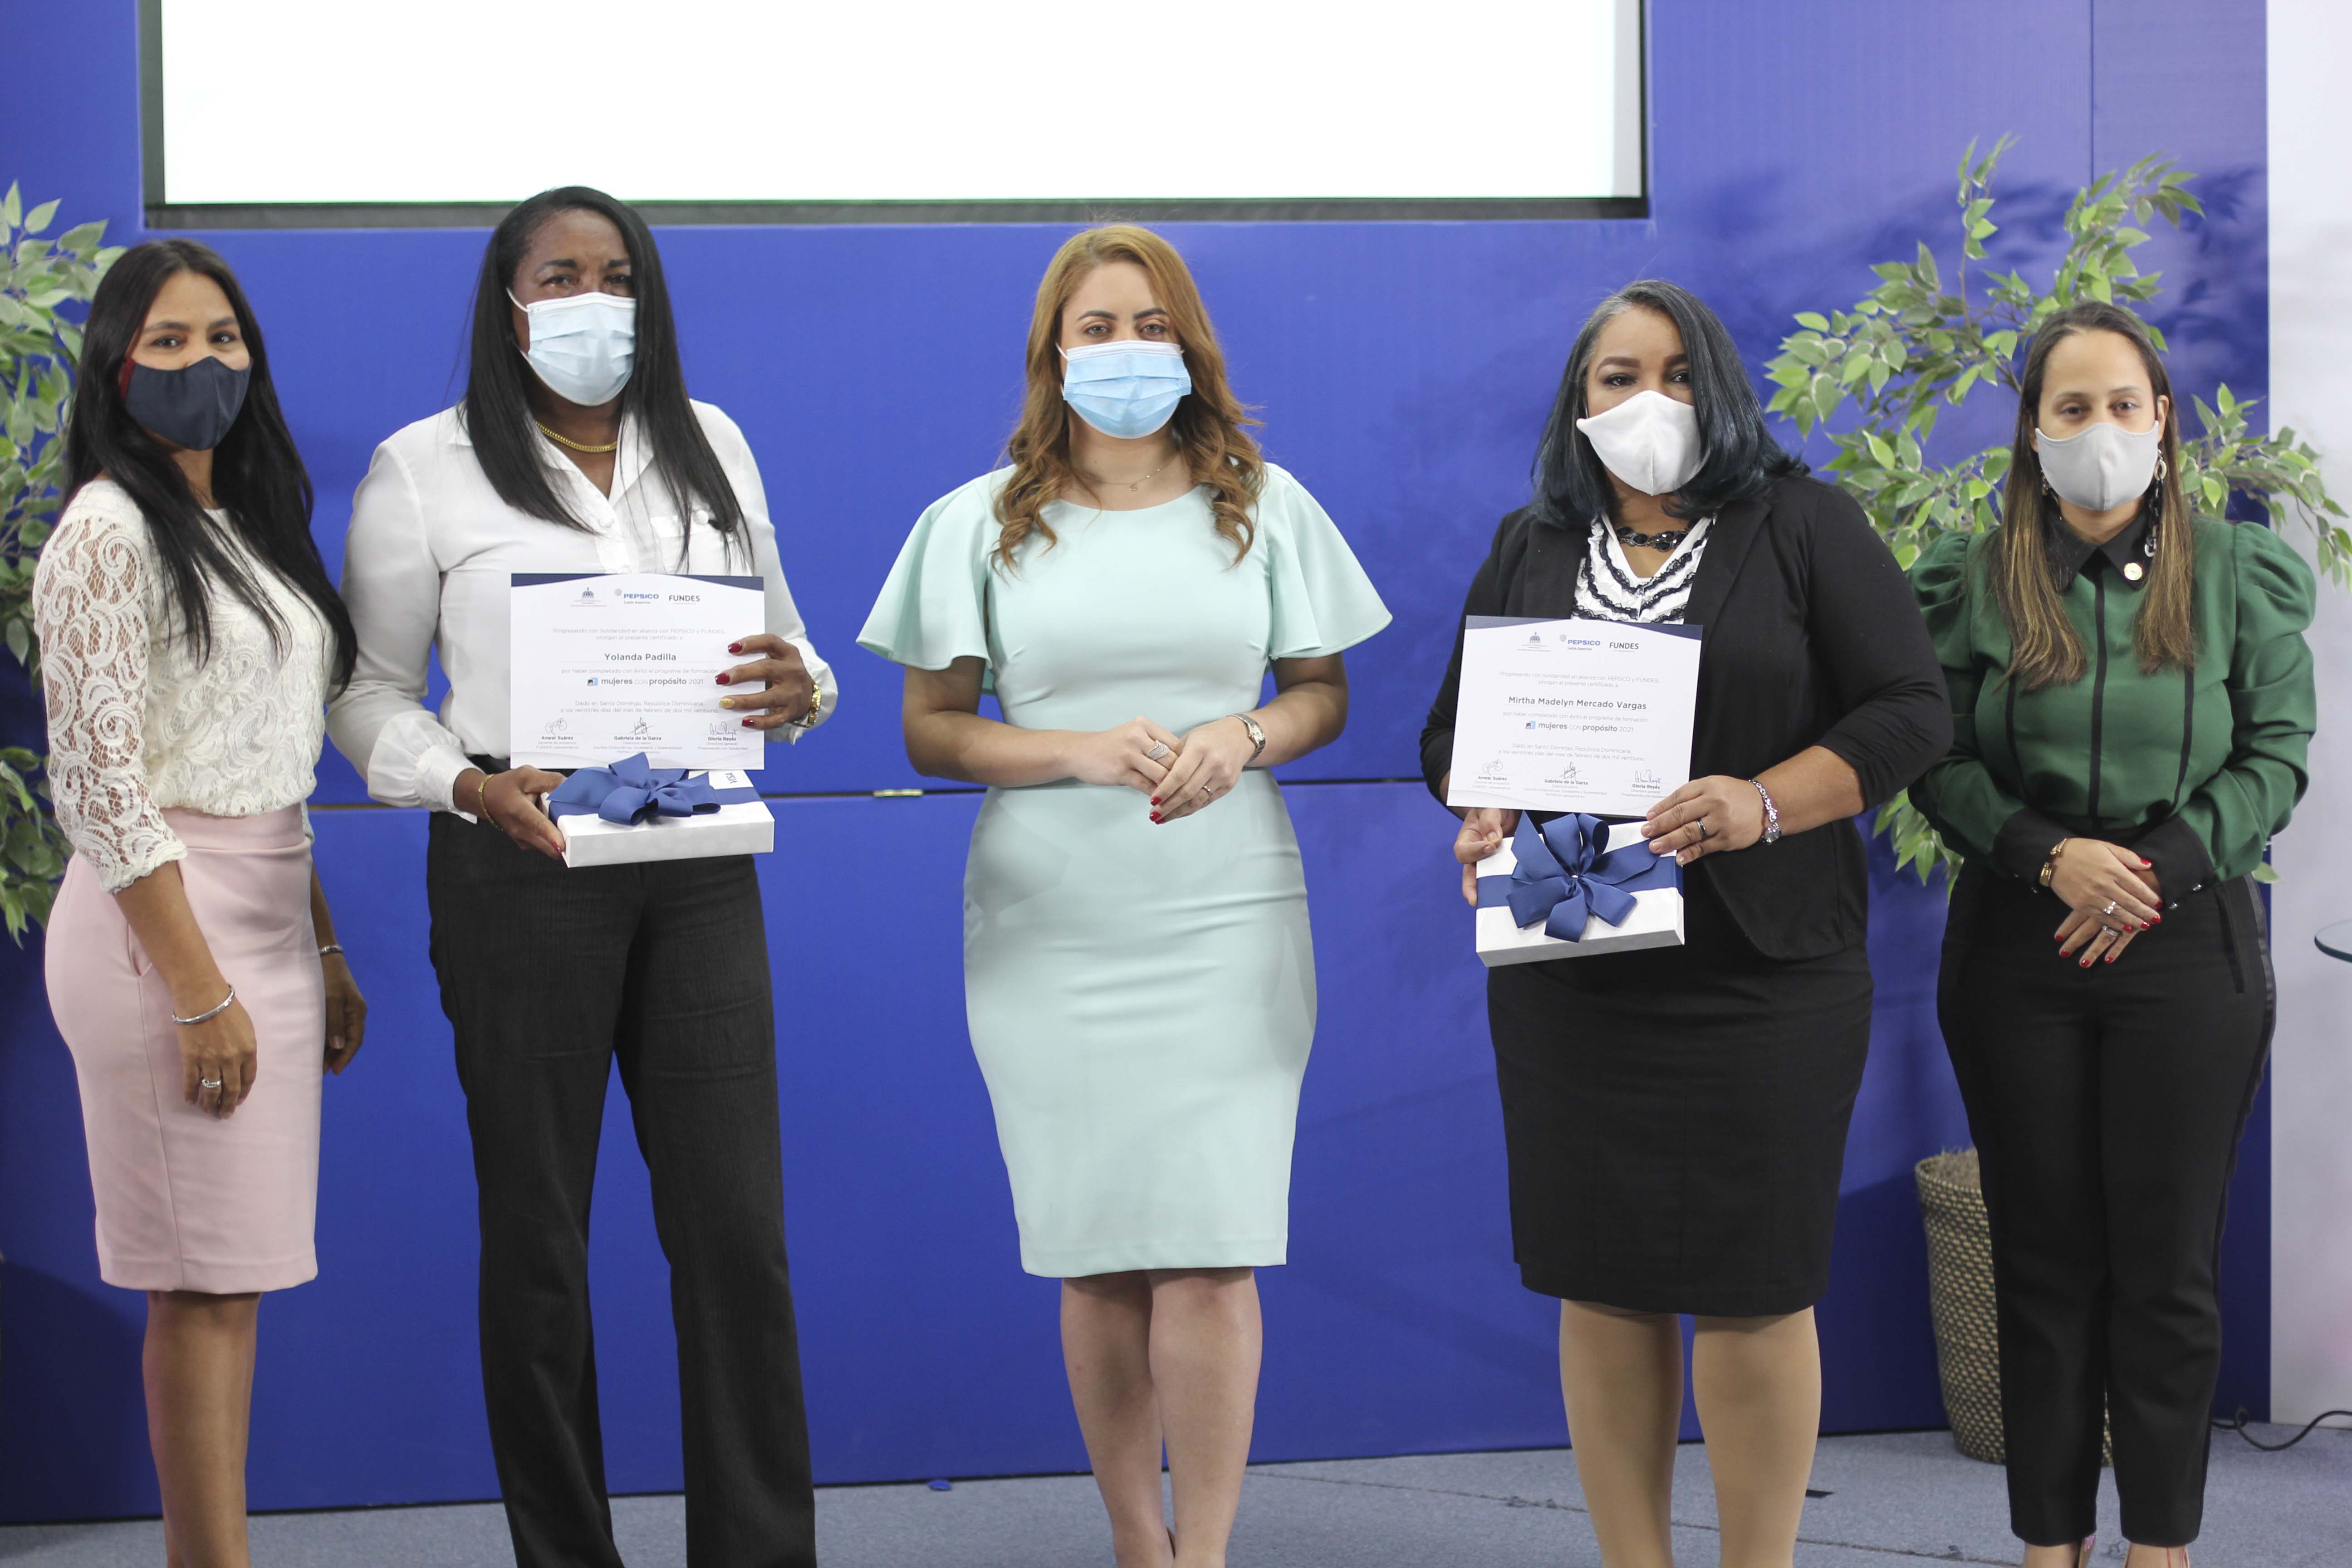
xmin=32 ymin=480 xmax=330 ymax=892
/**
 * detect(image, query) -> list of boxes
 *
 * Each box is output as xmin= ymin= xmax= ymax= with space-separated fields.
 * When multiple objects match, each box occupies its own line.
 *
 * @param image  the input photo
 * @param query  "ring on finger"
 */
xmin=1697 ymin=818 xmax=1710 ymax=841
xmin=1144 ymin=742 xmax=1172 ymax=762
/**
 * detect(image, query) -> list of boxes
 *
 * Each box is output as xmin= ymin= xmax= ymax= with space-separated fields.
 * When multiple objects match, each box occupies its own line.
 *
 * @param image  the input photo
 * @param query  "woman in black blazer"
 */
xmin=1421 ymin=280 xmax=1950 ymax=1568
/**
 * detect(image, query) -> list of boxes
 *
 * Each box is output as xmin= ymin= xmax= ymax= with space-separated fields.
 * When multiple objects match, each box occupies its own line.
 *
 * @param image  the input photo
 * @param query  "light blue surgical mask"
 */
xmin=510 ymin=289 xmax=636 ymax=407
xmin=1061 ymin=340 xmax=1191 ymax=438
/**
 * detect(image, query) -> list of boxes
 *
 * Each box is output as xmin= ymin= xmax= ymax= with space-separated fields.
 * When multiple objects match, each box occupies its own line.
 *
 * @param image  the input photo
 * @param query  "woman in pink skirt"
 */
xmin=35 ymin=239 xmax=368 ymax=1565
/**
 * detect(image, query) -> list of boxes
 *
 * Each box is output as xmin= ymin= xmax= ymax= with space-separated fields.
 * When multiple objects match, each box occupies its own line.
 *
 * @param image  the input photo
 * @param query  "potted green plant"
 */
xmin=0 ymin=184 xmax=121 ymax=938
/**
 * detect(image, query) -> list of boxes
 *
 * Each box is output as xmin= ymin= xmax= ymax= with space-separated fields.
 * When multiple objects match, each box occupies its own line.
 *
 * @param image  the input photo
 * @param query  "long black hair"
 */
xmin=64 ymin=239 xmax=358 ymax=688
xmin=1531 ymin=278 xmax=1804 ymax=529
xmin=462 ymin=186 xmax=745 ymax=553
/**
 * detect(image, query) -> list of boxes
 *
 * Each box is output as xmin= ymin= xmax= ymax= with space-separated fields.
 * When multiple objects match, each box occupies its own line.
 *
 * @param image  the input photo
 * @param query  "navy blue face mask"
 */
xmin=122 ymin=355 xmax=251 ymax=452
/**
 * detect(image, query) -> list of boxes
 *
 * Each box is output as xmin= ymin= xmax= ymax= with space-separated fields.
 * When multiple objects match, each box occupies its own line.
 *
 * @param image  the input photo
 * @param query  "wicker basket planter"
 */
xmin=1916 ymin=1147 xmax=2110 ymax=1465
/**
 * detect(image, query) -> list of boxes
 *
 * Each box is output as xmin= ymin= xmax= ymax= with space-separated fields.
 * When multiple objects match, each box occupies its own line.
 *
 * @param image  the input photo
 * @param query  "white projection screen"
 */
xmin=142 ymin=0 xmax=1646 ymax=225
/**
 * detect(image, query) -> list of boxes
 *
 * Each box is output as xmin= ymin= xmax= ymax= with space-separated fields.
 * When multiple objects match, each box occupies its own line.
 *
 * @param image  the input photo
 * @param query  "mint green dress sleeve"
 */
xmin=857 ymin=472 xmax=1003 ymax=674
xmin=1258 ymin=466 xmax=1392 ymax=659
xmin=2154 ymin=522 xmax=2317 ymax=882
xmin=1906 ymin=529 xmax=2055 ymax=872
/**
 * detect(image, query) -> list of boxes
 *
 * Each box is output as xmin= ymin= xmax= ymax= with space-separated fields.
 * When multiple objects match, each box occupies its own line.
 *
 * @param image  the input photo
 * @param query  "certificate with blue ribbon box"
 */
xmin=510 ymin=572 xmax=764 ymax=771
xmin=1446 ymin=616 xmax=1702 ymax=818
xmin=1448 ymin=615 xmax=1699 ymax=961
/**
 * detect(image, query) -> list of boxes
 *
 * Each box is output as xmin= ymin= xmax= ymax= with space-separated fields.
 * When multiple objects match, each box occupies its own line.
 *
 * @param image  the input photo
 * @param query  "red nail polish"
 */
xmin=1150 ymin=797 xmax=1161 ymax=806
xmin=1150 ymin=813 xmax=1162 ymax=823
xmin=728 ymin=642 xmax=744 ymax=654
xmin=716 ymin=672 xmax=731 ymax=685
xmin=740 ymin=718 xmax=755 ymax=727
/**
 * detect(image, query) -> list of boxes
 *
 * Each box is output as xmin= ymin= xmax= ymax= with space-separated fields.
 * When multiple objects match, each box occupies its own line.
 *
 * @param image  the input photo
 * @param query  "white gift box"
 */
xmin=557 ymin=770 xmax=775 ymax=869
xmin=1474 ymin=835 xmax=1685 ymax=967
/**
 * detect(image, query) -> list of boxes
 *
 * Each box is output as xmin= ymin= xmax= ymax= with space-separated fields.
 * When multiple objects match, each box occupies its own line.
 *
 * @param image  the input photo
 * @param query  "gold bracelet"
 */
xmin=2038 ymin=838 xmax=2068 ymax=889
xmin=474 ymin=772 xmax=495 ymax=819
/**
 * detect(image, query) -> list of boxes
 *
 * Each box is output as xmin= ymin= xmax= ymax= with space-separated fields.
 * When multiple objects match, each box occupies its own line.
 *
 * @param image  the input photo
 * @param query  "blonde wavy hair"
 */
xmin=994 ymin=224 xmax=1264 ymax=572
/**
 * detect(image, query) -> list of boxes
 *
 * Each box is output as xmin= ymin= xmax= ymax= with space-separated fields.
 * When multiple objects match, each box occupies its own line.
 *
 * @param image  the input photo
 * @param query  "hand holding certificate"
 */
xmin=495 ymin=571 xmax=810 ymax=867
xmin=511 ymin=572 xmax=801 ymax=770
xmin=1446 ymin=616 xmax=1702 ymax=817
xmin=1447 ymin=615 xmax=1702 ymax=960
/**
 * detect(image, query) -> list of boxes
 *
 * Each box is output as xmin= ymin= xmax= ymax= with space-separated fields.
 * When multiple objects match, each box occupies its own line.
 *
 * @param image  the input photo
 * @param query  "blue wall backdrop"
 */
xmin=0 ymin=0 xmax=2272 ymax=1522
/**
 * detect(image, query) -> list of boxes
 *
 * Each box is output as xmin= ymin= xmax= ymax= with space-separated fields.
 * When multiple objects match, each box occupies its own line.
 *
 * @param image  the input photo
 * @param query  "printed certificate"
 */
xmin=1445 ymin=616 xmax=1702 ymax=818
xmin=510 ymin=572 xmax=765 ymax=770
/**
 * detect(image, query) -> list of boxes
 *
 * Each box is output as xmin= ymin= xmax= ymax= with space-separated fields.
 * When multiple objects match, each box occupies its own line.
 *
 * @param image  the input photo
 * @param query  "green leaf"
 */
xmin=0 ymin=184 xmax=19 ymax=231
xmin=22 ymin=199 xmax=58 ymax=235
xmin=1915 ymin=242 xmax=1941 ymax=291
xmin=1795 ymin=312 xmax=1829 ymax=332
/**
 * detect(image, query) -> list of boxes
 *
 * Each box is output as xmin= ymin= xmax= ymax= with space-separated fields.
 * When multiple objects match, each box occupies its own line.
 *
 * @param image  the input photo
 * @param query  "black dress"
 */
xmin=1421 ymin=476 xmax=1951 ymax=1315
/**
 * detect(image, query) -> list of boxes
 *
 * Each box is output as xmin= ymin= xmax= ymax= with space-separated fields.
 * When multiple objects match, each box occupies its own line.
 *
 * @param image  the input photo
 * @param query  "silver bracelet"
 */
xmin=1749 ymin=778 xmax=1783 ymax=845
xmin=318 ymin=943 xmax=344 ymax=959
xmin=172 ymin=985 xmax=236 ymax=1027
xmin=1231 ymin=712 xmax=1267 ymax=764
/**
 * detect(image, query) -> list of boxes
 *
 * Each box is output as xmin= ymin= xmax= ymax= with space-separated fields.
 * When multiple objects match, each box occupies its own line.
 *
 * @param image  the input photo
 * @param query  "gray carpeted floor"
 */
xmin=2 ymin=1427 xmax=2345 ymax=1565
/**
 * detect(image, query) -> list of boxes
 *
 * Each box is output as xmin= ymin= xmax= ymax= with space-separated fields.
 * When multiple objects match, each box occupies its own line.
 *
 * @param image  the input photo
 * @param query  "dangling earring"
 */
xmin=2153 ymin=454 xmax=2169 ymax=488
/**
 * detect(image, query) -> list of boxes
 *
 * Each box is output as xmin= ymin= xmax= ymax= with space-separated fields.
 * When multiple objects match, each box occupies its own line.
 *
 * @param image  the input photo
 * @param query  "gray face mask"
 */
xmin=2036 ymin=419 xmax=2162 ymax=512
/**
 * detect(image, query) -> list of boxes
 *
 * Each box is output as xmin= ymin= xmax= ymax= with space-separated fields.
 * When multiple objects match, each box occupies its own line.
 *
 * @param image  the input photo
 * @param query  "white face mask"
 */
xmin=2035 ymin=418 xmax=2163 ymax=513
xmin=510 ymin=289 xmax=636 ymax=407
xmin=1575 ymin=389 xmax=1703 ymax=497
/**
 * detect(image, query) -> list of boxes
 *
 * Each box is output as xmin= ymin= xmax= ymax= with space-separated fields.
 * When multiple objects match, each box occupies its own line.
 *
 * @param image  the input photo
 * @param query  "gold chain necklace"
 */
xmin=1083 ymin=450 xmax=1179 ymax=494
xmin=536 ymin=421 xmax=620 ymax=455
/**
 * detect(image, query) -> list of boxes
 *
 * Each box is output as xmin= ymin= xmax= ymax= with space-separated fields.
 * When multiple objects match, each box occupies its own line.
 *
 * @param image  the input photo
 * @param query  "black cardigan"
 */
xmin=1419 ymin=475 xmax=1952 ymax=961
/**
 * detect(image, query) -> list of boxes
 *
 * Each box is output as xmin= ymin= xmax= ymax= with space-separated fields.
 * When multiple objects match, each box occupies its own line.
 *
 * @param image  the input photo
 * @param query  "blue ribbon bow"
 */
xmin=1476 ymin=813 xmax=1681 ymax=941
xmin=546 ymin=753 xmax=748 ymax=827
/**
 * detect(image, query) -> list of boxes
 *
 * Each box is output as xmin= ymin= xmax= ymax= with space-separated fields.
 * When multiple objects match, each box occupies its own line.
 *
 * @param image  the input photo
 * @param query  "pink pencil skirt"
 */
xmin=47 ymin=806 xmax=323 ymax=1294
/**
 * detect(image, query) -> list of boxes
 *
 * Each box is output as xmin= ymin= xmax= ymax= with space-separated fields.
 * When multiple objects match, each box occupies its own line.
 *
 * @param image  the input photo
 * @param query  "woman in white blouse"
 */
xmin=36 ymin=240 xmax=368 ymax=1564
xmin=326 ymin=188 xmax=833 ymax=1567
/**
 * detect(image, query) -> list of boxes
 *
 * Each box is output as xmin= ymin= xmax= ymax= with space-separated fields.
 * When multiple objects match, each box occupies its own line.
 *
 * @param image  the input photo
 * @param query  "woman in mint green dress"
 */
xmin=859 ymin=224 xmax=1387 ymax=1568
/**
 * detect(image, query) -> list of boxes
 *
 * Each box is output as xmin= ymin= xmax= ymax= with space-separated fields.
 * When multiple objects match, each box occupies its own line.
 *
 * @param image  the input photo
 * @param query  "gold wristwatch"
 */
xmin=789 ymin=685 xmax=826 ymax=730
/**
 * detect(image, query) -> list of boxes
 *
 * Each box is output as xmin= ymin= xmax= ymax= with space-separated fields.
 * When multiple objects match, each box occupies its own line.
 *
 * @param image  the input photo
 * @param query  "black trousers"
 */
xmin=1939 ymin=865 xmax=2271 ymax=1549
xmin=427 ymin=812 xmax=816 ymax=1568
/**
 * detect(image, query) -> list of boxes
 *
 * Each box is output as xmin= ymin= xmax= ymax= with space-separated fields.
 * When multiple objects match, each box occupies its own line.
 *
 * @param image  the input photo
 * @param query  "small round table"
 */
xmin=2317 ymin=920 xmax=2352 ymax=963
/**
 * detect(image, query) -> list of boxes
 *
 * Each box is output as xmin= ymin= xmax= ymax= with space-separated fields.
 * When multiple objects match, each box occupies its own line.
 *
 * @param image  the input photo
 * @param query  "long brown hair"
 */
xmin=994 ymin=225 xmax=1264 ymax=572
xmin=1992 ymin=300 xmax=2195 ymax=691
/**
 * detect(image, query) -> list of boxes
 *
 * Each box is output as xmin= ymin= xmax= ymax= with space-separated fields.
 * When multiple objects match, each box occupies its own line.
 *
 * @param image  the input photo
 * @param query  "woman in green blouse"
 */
xmin=1911 ymin=301 xmax=2315 ymax=1568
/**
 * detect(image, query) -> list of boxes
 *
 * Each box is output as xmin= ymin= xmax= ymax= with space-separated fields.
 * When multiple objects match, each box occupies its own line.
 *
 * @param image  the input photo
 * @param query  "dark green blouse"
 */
xmin=1908 ymin=517 xmax=2316 ymax=894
